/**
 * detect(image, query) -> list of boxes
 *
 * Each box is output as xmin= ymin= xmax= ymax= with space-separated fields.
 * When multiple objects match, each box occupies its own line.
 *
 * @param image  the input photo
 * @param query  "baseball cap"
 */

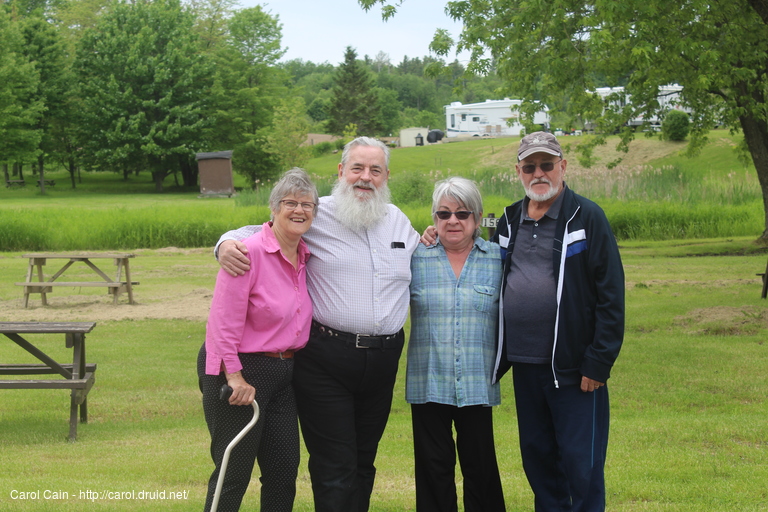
xmin=517 ymin=131 xmax=562 ymax=161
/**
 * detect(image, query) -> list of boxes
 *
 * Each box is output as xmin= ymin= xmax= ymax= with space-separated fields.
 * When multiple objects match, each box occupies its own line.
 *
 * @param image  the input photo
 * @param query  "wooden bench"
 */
xmin=16 ymin=253 xmax=138 ymax=307
xmin=5 ymin=179 xmax=25 ymax=187
xmin=37 ymin=179 xmax=55 ymax=186
xmin=758 ymin=256 xmax=768 ymax=299
xmin=0 ymin=322 xmax=97 ymax=441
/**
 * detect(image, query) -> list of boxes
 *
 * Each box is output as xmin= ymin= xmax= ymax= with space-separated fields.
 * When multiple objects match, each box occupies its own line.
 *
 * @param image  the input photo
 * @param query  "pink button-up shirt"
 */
xmin=205 ymin=222 xmax=312 ymax=375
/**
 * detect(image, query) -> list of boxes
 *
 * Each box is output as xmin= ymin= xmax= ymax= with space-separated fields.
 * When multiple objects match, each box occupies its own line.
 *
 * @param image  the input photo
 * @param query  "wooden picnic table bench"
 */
xmin=0 ymin=322 xmax=97 ymax=441
xmin=16 ymin=253 xmax=138 ymax=307
xmin=37 ymin=179 xmax=55 ymax=186
xmin=758 ymin=255 xmax=768 ymax=299
xmin=5 ymin=179 xmax=25 ymax=187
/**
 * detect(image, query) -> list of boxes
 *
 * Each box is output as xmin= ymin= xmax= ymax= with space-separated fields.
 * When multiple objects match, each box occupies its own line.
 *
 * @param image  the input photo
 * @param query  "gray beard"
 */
xmin=525 ymin=179 xmax=561 ymax=202
xmin=332 ymin=180 xmax=391 ymax=231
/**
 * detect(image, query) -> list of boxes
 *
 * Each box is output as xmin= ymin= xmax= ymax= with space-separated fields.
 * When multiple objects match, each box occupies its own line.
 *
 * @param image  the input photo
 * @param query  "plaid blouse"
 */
xmin=406 ymin=238 xmax=502 ymax=407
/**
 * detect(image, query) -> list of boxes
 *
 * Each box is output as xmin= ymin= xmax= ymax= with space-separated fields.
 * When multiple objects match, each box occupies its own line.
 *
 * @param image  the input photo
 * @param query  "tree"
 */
xmin=0 ymin=8 xmax=43 ymax=173
xmin=187 ymin=0 xmax=239 ymax=51
xmin=376 ymin=87 xmax=403 ymax=135
xmin=327 ymin=46 xmax=383 ymax=136
xmin=361 ymin=0 xmax=768 ymax=241
xmin=54 ymin=0 xmax=113 ymax=51
xmin=262 ymin=98 xmax=311 ymax=178
xmin=20 ymin=14 xmax=73 ymax=192
xmin=202 ymin=4 xmax=287 ymax=186
xmin=75 ymin=0 xmax=213 ymax=191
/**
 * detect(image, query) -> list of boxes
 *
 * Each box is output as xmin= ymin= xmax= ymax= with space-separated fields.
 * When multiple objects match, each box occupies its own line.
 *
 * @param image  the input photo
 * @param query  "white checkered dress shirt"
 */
xmin=216 ymin=195 xmax=419 ymax=336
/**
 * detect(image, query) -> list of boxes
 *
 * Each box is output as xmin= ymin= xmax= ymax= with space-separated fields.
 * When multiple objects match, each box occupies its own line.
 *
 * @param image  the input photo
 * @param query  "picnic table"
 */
xmin=5 ymin=179 xmax=25 ymax=187
xmin=16 ymin=253 xmax=138 ymax=308
xmin=0 ymin=322 xmax=97 ymax=441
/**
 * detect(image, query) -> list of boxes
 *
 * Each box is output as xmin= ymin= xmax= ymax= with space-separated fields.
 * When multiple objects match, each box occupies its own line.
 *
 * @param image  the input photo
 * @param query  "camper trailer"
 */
xmin=444 ymin=99 xmax=550 ymax=138
xmin=593 ymin=85 xmax=690 ymax=129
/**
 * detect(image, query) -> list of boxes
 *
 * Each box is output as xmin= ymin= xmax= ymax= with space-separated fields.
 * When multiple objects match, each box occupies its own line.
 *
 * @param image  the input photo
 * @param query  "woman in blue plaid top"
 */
xmin=406 ymin=177 xmax=506 ymax=512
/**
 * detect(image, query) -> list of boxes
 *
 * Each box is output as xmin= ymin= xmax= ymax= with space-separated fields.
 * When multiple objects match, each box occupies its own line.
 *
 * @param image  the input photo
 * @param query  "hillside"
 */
xmin=460 ymin=134 xmax=708 ymax=172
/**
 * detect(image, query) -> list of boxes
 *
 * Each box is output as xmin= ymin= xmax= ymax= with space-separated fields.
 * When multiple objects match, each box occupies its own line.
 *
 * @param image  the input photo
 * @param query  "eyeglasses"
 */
xmin=434 ymin=210 xmax=473 ymax=220
xmin=520 ymin=159 xmax=562 ymax=174
xmin=280 ymin=200 xmax=315 ymax=212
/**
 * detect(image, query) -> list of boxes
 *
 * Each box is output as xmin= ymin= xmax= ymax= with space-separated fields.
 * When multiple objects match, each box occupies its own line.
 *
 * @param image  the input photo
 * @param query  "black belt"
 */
xmin=312 ymin=320 xmax=401 ymax=349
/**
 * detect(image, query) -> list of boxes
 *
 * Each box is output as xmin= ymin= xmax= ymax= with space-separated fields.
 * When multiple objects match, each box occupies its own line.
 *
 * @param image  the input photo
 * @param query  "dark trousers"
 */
xmin=411 ymin=402 xmax=506 ymax=512
xmin=198 ymin=345 xmax=299 ymax=512
xmin=512 ymin=363 xmax=609 ymax=512
xmin=293 ymin=326 xmax=405 ymax=512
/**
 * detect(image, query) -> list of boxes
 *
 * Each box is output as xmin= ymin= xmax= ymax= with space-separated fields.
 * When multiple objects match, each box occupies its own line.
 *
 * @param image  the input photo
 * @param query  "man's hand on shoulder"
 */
xmin=421 ymin=225 xmax=437 ymax=246
xmin=220 ymin=240 xmax=250 ymax=276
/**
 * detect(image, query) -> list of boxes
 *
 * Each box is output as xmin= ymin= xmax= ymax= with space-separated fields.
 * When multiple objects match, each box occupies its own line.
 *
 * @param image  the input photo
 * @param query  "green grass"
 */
xmin=1 ymin=130 xmax=764 ymax=250
xmin=0 ymin=239 xmax=767 ymax=511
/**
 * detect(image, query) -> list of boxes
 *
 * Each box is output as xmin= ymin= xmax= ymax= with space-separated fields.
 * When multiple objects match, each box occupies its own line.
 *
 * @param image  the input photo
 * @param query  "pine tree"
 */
xmin=327 ymin=46 xmax=383 ymax=136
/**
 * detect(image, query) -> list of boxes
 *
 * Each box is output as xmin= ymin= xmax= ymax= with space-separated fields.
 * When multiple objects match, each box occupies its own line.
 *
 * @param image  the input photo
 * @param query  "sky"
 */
xmin=239 ymin=0 xmax=467 ymax=65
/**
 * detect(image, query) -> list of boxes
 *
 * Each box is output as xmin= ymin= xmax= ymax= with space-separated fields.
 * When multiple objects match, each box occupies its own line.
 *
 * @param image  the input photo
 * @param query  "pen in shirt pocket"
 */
xmin=391 ymin=242 xmax=405 ymax=249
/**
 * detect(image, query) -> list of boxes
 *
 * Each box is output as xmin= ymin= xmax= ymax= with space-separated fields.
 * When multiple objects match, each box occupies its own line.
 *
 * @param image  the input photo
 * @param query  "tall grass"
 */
xmin=0 ymin=205 xmax=264 ymax=252
xmin=0 ymin=131 xmax=764 ymax=250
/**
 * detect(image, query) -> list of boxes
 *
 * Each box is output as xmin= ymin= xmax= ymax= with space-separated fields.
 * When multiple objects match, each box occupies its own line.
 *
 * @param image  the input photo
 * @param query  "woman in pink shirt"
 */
xmin=198 ymin=168 xmax=317 ymax=512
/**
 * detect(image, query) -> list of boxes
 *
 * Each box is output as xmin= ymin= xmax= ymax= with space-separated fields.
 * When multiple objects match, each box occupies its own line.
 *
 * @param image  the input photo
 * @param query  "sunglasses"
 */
xmin=520 ymin=159 xmax=562 ymax=174
xmin=434 ymin=210 xmax=473 ymax=220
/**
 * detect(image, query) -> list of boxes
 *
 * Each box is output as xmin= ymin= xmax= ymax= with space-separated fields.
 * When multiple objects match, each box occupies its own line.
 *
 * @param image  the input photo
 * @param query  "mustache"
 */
xmin=530 ymin=177 xmax=551 ymax=186
xmin=354 ymin=181 xmax=374 ymax=190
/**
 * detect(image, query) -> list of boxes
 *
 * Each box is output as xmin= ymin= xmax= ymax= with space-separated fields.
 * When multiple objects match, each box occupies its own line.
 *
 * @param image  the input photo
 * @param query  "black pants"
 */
xmin=293 ymin=326 xmax=404 ymax=512
xmin=512 ymin=363 xmax=609 ymax=512
xmin=411 ymin=402 xmax=506 ymax=512
xmin=198 ymin=345 xmax=299 ymax=512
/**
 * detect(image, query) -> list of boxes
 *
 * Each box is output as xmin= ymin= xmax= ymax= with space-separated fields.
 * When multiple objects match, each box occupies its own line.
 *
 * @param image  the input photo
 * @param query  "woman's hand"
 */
xmin=225 ymin=371 xmax=256 ymax=406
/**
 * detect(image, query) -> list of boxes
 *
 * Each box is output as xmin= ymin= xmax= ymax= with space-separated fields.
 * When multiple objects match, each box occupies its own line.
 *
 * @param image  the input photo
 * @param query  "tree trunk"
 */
xmin=38 ymin=154 xmax=46 ymax=194
xmin=739 ymin=112 xmax=768 ymax=241
xmin=2 ymin=164 xmax=9 ymax=185
xmin=152 ymin=171 xmax=166 ymax=192
xmin=748 ymin=0 xmax=768 ymax=24
xmin=67 ymin=157 xmax=77 ymax=189
xmin=179 ymin=154 xmax=198 ymax=187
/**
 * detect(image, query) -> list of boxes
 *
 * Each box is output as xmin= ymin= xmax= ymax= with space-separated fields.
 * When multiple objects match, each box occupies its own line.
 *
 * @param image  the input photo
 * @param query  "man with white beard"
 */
xmin=215 ymin=136 xmax=419 ymax=512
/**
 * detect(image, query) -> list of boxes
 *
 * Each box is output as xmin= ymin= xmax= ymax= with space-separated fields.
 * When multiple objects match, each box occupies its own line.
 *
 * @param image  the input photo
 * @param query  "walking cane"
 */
xmin=210 ymin=384 xmax=260 ymax=512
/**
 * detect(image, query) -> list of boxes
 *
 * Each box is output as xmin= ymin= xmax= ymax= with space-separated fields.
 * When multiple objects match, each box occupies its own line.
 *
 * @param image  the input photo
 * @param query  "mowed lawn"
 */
xmin=0 ymin=237 xmax=766 ymax=511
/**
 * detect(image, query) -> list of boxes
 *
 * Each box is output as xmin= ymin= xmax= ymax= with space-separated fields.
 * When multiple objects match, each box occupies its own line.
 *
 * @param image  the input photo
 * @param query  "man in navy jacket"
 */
xmin=493 ymin=131 xmax=625 ymax=512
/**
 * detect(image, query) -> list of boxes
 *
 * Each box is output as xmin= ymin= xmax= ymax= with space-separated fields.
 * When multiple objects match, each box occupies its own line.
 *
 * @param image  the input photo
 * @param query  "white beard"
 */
xmin=332 ymin=179 xmax=391 ymax=231
xmin=525 ymin=177 xmax=561 ymax=202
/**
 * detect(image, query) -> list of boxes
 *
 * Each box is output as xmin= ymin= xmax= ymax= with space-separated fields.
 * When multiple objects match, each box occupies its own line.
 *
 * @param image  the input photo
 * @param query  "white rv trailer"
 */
xmin=444 ymin=98 xmax=550 ymax=138
xmin=593 ymin=84 xmax=690 ymax=128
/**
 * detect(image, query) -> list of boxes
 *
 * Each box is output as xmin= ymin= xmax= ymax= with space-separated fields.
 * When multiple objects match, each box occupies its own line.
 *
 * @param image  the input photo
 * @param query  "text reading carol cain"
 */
xmin=10 ymin=489 xmax=190 ymax=500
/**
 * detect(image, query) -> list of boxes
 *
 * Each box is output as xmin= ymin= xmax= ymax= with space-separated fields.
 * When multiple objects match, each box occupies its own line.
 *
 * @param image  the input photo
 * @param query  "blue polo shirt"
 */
xmin=503 ymin=191 xmax=564 ymax=363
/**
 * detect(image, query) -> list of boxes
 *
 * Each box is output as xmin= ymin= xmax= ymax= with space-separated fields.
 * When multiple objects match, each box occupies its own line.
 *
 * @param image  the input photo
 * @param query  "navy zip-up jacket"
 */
xmin=492 ymin=186 xmax=625 ymax=387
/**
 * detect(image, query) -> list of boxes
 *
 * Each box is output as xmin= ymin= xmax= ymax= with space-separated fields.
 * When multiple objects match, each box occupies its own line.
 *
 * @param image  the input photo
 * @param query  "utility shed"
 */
xmin=399 ymin=127 xmax=430 ymax=147
xmin=196 ymin=150 xmax=234 ymax=197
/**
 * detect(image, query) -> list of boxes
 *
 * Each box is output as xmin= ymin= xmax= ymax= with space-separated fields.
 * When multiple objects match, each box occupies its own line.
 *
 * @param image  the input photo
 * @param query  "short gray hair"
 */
xmin=269 ymin=168 xmax=319 ymax=219
xmin=432 ymin=176 xmax=484 ymax=239
xmin=340 ymin=137 xmax=390 ymax=170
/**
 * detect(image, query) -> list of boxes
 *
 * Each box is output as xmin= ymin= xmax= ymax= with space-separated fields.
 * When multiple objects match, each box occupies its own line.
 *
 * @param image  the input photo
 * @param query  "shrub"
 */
xmin=310 ymin=141 xmax=334 ymax=158
xmin=662 ymin=109 xmax=690 ymax=141
xmin=389 ymin=171 xmax=433 ymax=206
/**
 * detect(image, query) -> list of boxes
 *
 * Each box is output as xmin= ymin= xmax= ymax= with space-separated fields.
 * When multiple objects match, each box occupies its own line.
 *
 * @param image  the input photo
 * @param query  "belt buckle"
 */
xmin=355 ymin=334 xmax=370 ymax=349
